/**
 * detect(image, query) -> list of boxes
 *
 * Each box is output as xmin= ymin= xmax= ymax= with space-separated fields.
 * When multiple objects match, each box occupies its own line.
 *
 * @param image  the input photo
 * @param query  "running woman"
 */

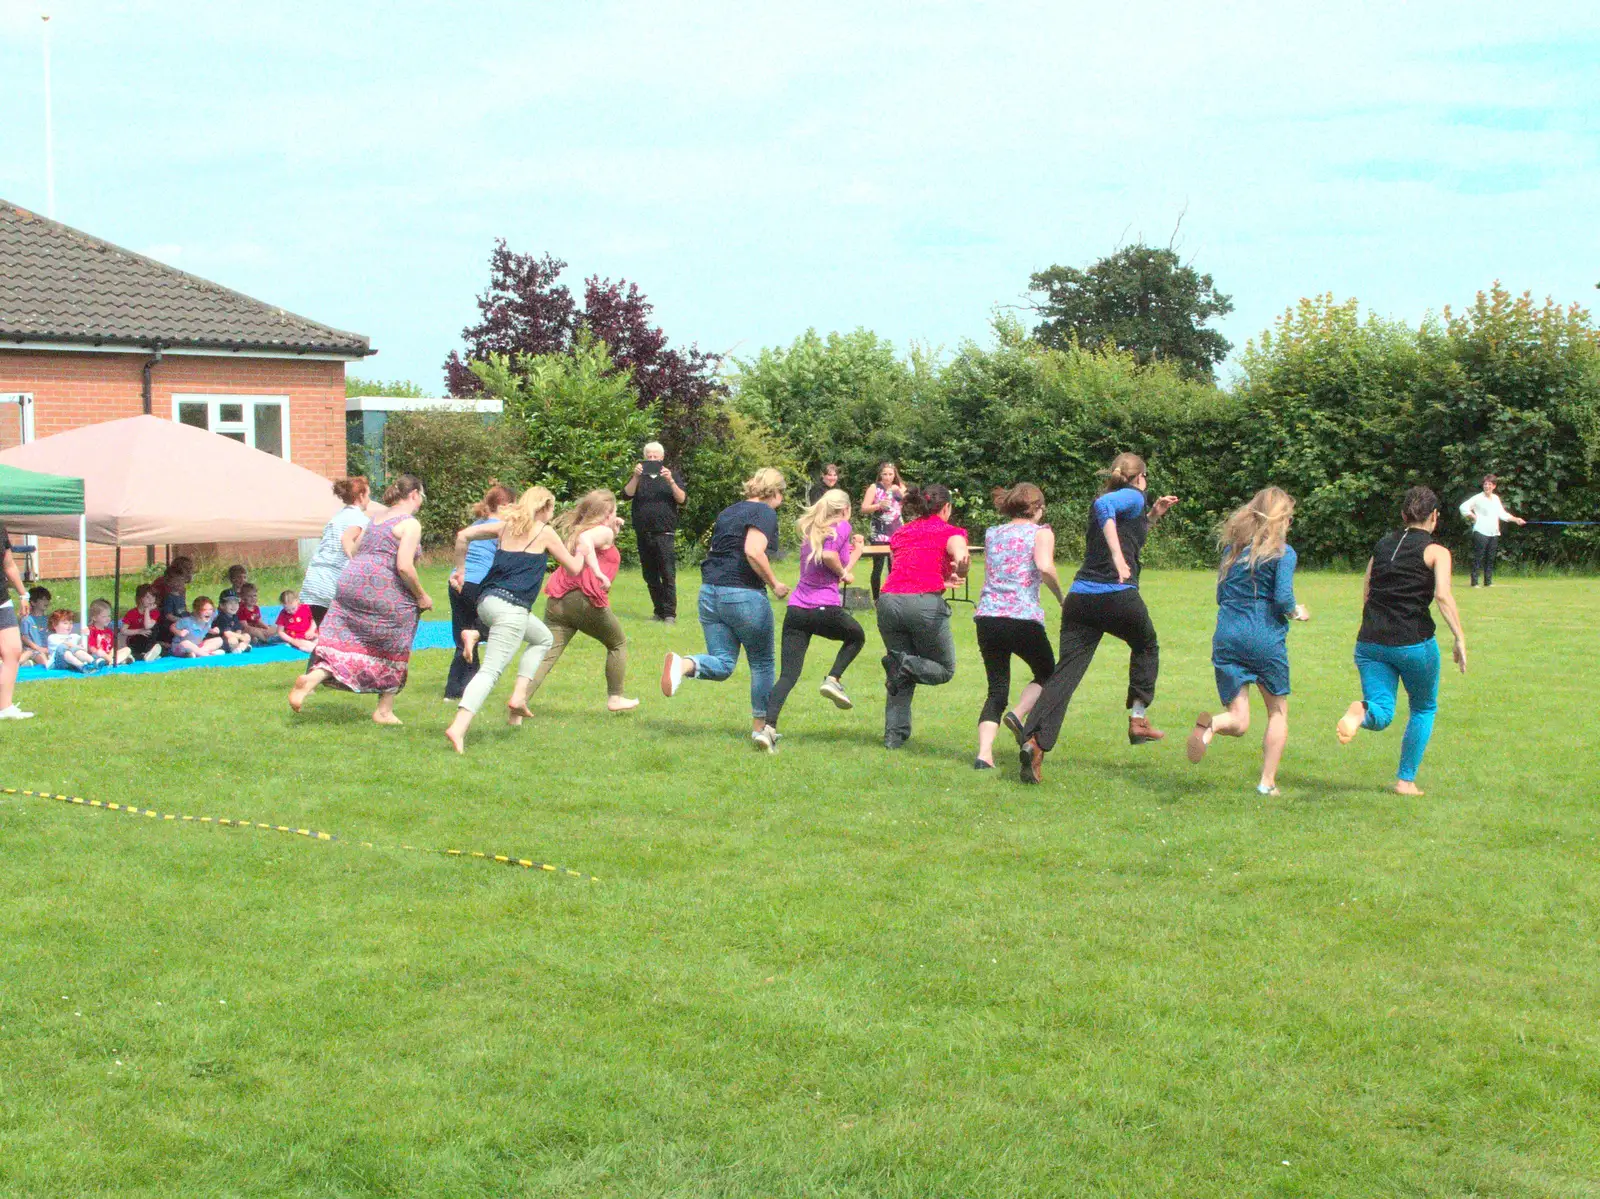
xmin=758 ymin=488 xmax=868 ymax=750
xmin=1337 ymin=486 xmax=1467 ymax=795
xmin=1014 ymin=452 xmax=1178 ymax=784
xmin=1186 ymin=487 xmax=1311 ymax=795
xmin=860 ymin=462 xmax=907 ymax=601
xmin=877 ymin=484 xmax=970 ymax=750
xmin=1458 ymin=474 xmax=1524 ymax=587
xmin=976 ymin=483 xmax=1063 ymax=769
xmin=661 ymin=469 xmax=790 ymax=748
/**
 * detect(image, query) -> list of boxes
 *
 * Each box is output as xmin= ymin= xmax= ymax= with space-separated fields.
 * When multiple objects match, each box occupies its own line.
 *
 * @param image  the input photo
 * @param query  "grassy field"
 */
xmin=2 ymin=565 xmax=1598 ymax=1197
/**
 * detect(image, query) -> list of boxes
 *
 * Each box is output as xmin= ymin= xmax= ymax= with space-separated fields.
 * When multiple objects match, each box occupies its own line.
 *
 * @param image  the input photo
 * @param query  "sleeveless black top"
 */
xmin=1358 ymin=528 xmax=1436 ymax=646
xmin=1075 ymin=488 xmax=1151 ymax=589
xmin=480 ymin=547 xmax=548 ymax=608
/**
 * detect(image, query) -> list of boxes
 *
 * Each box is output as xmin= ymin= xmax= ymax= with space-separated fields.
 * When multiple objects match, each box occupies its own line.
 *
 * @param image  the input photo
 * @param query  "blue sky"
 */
xmin=2 ymin=1 xmax=1596 ymax=389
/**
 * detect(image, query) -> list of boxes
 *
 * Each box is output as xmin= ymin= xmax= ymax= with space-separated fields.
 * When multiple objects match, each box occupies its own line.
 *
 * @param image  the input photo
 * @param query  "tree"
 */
xmin=1029 ymin=244 xmax=1234 ymax=381
xmin=444 ymin=241 xmax=725 ymax=456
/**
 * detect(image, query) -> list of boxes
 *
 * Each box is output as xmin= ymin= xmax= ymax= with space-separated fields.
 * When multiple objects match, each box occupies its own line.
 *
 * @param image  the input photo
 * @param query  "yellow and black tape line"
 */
xmin=3 ymin=787 xmax=599 ymax=882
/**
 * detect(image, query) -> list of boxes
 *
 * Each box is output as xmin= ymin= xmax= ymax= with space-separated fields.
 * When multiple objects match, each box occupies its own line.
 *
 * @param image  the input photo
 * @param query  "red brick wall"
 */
xmin=0 ymin=350 xmax=348 ymax=579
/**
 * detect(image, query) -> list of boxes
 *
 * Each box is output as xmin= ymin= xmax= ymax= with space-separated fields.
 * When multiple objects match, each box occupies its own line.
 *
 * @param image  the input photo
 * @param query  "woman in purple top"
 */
xmin=757 ymin=488 xmax=867 ymax=750
xmin=973 ymin=483 xmax=1063 ymax=769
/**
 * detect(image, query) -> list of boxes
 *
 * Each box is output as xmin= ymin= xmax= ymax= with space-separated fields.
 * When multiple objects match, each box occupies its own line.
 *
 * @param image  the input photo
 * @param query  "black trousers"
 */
xmin=308 ymin=604 xmax=329 ymax=626
xmin=443 ymin=580 xmax=484 ymax=700
xmin=1021 ymin=589 xmax=1159 ymax=753
xmin=637 ymin=530 xmax=678 ymax=618
xmin=870 ymin=549 xmax=891 ymax=600
xmin=974 ymin=616 xmax=1056 ymax=725
xmin=765 ymin=605 xmax=867 ymax=726
xmin=1470 ymin=532 xmax=1498 ymax=586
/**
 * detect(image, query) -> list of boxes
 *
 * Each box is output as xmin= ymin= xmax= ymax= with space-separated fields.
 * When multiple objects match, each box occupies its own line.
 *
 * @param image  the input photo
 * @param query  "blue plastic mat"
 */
xmin=19 ymin=620 xmax=455 ymax=685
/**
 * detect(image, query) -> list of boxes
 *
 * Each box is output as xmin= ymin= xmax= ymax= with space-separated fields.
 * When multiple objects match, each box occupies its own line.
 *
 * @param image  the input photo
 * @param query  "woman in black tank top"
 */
xmin=1336 ymin=487 xmax=1468 ymax=795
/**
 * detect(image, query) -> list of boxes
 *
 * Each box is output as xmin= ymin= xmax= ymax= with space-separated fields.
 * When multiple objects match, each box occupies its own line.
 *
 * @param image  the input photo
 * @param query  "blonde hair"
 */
xmin=798 ymin=489 xmax=851 ymax=560
xmin=498 ymin=485 xmax=556 ymax=539
xmin=743 ymin=468 xmax=786 ymax=501
xmin=554 ymin=488 xmax=618 ymax=544
xmin=1099 ymin=452 xmax=1147 ymax=494
xmin=1218 ymin=487 xmax=1295 ymax=576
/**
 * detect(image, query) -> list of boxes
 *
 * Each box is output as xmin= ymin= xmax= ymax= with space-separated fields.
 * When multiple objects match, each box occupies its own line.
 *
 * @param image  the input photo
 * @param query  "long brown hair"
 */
xmin=498 ymin=486 xmax=555 ymax=539
xmin=554 ymin=489 xmax=618 ymax=546
xmin=472 ymin=482 xmax=516 ymax=519
xmin=992 ymin=482 xmax=1044 ymax=518
xmin=1218 ymin=487 xmax=1295 ymax=575
xmin=1099 ymin=453 xmax=1147 ymax=494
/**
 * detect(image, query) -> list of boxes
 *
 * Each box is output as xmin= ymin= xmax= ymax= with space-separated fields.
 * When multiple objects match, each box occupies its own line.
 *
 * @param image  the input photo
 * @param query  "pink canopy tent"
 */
xmin=0 ymin=415 xmax=345 ymax=646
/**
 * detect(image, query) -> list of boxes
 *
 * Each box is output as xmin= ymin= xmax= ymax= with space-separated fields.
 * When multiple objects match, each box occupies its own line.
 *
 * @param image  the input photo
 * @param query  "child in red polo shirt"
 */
xmin=122 ymin=583 xmax=165 ymax=661
xmin=86 ymin=598 xmax=134 ymax=666
xmin=275 ymin=589 xmax=318 ymax=651
xmin=237 ymin=583 xmax=280 ymax=645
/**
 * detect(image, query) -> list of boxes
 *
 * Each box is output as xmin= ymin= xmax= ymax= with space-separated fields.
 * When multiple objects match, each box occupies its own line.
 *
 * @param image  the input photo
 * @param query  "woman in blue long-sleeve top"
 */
xmin=1186 ymin=487 xmax=1309 ymax=794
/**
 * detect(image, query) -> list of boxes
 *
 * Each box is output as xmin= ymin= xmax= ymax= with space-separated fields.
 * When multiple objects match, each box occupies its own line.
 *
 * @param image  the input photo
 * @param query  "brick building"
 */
xmin=0 ymin=200 xmax=373 ymax=577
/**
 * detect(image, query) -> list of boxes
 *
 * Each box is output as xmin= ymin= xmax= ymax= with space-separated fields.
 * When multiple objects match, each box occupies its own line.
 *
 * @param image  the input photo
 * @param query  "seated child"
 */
xmin=122 ymin=584 xmax=165 ymax=661
xmin=19 ymin=586 xmax=51 ymax=668
xmin=236 ymin=583 xmax=280 ymax=644
xmin=157 ymin=561 xmax=193 ymax=643
xmin=46 ymin=608 xmax=101 ymax=672
xmin=212 ymin=593 xmax=253 ymax=654
xmin=86 ymin=599 xmax=134 ymax=666
xmin=219 ymin=563 xmax=248 ymax=602
xmin=274 ymin=589 xmax=318 ymax=652
xmin=170 ymin=596 xmax=225 ymax=658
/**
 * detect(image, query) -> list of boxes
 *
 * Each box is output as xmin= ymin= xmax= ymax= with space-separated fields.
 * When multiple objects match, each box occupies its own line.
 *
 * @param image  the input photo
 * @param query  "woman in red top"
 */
xmin=876 ymin=483 xmax=970 ymax=749
xmin=514 ymin=490 xmax=639 ymax=715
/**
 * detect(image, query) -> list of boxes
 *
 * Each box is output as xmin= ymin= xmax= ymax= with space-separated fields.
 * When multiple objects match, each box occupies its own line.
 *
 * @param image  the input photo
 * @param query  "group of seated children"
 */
xmin=16 ymin=563 xmax=321 ymax=672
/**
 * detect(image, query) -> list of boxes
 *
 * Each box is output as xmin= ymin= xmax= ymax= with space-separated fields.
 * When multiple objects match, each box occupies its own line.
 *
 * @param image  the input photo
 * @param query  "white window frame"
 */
xmin=171 ymin=394 xmax=292 ymax=459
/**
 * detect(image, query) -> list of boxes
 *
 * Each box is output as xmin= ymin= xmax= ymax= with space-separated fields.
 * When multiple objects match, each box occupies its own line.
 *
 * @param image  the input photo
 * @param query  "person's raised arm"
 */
xmin=450 ymin=519 xmax=503 ymax=587
xmin=534 ymin=524 xmax=586 ymax=577
xmin=582 ymin=524 xmax=617 ymax=589
xmin=1033 ymin=526 xmax=1064 ymax=603
xmin=946 ymin=533 xmax=971 ymax=579
xmin=622 ymin=462 xmax=642 ymax=498
xmin=394 ymin=518 xmax=432 ymax=612
xmin=1427 ymin=543 xmax=1467 ymax=673
xmin=743 ymin=526 xmax=789 ymax=598
xmin=860 ymin=484 xmax=882 ymax=514
xmin=661 ymin=466 xmax=686 ymax=504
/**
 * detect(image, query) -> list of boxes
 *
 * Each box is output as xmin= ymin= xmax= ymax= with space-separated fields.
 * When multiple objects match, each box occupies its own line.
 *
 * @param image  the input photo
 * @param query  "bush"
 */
xmin=381 ymin=409 xmax=525 ymax=548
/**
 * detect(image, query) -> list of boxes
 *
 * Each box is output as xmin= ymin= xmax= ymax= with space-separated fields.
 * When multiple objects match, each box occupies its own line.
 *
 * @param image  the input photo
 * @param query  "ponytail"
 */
xmin=1098 ymin=453 xmax=1147 ymax=494
xmin=903 ymin=483 xmax=952 ymax=521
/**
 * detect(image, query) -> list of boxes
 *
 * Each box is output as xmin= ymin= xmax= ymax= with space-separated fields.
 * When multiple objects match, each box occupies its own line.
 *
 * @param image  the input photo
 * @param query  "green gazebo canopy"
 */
xmin=0 ymin=463 xmax=85 ymax=516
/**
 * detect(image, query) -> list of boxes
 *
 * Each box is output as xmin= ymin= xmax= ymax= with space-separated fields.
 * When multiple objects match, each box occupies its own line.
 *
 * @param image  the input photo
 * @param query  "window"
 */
xmin=172 ymin=395 xmax=290 ymax=458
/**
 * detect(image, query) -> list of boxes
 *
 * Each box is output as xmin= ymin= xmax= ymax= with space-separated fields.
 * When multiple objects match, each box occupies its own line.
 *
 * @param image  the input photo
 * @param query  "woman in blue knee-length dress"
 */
xmin=1186 ymin=487 xmax=1309 ymax=794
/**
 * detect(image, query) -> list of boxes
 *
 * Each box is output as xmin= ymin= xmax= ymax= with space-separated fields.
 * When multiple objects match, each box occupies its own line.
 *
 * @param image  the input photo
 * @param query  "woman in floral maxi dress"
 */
xmin=289 ymin=475 xmax=433 ymax=724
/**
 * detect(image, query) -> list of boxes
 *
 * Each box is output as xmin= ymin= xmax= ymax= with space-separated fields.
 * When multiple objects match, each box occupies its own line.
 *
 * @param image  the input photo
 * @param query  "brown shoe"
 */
xmin=1018 ymin=738 xmax=1044 ymax=784
xmin=1128 ymin=715 xmax=1165 ymax=744
xmin=1185 ymin=713 xmax=1212 ymax=763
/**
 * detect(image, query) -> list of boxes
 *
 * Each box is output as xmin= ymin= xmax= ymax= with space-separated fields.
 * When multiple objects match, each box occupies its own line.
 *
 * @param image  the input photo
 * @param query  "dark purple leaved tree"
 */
xmin=445 ymin=242 xmax=725 ymax=456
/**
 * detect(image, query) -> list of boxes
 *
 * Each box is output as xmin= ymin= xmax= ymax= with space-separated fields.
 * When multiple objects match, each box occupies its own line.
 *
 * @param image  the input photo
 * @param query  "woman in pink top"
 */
xmin=517 ymin=489 xmax=638 ymax=714
xmin=876 ymin=483 xmax=970 ymax=749
xmin=756 ymin=488 xmax=867 ymax=750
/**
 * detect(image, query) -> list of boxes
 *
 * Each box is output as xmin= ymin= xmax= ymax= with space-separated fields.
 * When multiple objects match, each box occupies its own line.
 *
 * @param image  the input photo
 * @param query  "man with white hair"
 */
xmin=623 ymin=440 xmax=688 ymax=622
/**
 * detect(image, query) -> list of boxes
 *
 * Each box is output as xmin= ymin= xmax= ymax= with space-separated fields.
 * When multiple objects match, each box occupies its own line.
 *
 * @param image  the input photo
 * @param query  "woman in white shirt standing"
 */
xmin=1458 ymin=474 xmax=1525 ymax=588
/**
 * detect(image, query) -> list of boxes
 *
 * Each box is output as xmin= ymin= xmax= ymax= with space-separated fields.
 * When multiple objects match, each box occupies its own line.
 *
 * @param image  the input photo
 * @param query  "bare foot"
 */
xmin=372 ymin=711 xmax=402 ymax=726
xmin=444 ymin=726 xmax=465 ymax=754
xmin=460 ymin=631 xmax=480 ymax=657
xmin=288 ymin=676 xmax=315 ymax=713
xmin=1393 ymin=780 xmax=1424 ymax=796
xmin=1336 ymin=701 xmax=1364 ymax=744
xmin=607 ymin=696 xmax=641 ymax=712
xmin=506 ymin=702 xmax=534 ymax=726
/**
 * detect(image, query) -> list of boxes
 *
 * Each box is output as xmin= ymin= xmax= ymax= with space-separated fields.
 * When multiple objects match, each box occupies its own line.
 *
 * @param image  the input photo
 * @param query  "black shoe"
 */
xmin=885 ymin=736 xmax=906 ymax=750
xmin=1002 ymin=711 xmax=1026 ymax=743
xmin=1018 ymin=739 xmax=1043 ymax=784
xmin=973 ymin=758 xmax=994 ymax=770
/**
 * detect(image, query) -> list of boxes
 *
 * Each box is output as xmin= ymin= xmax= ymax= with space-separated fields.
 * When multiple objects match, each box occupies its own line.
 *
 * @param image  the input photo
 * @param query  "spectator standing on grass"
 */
xmin=1013 ymin=452 xmax=1179 ymax=785
xmin=1458 ymin=474 xmax=1525 ymax=588
xmin=1186 ymin=487 xmax=1310 ymax=796
xmin=876 ymin=483 xmax=970 ymax=751
xmin=860 ymin=462 xmax=907 ymax=601
xmin=290 ymin=475 xmax=432 ymax=725
xmin=660 ymin=469 xmax=790 ymax=749
xmin=442 ymin=486 xmax=592 ymax=754
xmin=758 ymin=487 xmax=868 ymax=751
xmin=808 ymin=463 xmax=842 ymax=505
xmin=299 ymin=477 xmax=372 ymax=626
xmin=975 ymin=483 xmax=1063 ymax=770
xmin=623 ymin=441 xmax=686 ymax=624
xmin=1337 ymin=486 xmax=1467 ymax=796
xmin=443 ymin=482 xmax=514 ymax=703
xmin=0 ymin=525 xmax=34 ymax=718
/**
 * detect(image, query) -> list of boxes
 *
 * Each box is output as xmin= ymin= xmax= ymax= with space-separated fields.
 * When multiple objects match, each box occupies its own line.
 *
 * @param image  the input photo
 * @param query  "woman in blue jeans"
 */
xmin=661 ymin=469 xmax=790 ymax=748
xmin=1336 ymin=486 xmax=1468 ymax=795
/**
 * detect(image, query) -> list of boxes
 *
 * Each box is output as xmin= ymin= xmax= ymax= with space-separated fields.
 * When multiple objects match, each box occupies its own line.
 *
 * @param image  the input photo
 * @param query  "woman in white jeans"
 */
xmin=443 ymin=487 xmax=595 ymax=754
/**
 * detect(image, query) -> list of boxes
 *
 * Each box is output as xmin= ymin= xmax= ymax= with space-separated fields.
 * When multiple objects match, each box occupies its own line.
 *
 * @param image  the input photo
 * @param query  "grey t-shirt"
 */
xmin=299 ymin=506 xmax=371 ymax=607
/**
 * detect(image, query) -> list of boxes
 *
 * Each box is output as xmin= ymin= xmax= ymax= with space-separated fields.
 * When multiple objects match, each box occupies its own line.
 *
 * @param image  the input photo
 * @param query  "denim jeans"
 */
xmin=690 ymin=584 xmax=777 ymax=719
xmin=1354 ymin=638 xmax=1440 ymax=782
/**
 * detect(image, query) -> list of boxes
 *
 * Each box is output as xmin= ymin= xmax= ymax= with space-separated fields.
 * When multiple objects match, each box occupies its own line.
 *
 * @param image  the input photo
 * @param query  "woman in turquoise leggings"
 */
xmin=1336 ymin=487 xmax=1467 ymax=795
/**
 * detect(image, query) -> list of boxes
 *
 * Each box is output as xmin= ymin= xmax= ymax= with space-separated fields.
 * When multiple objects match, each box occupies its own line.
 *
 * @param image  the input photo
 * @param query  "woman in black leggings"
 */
xmin=759 ymin=488 xmax=867 ymax=748
xmin=1014 ymin=453 xmax=1178 ymax=784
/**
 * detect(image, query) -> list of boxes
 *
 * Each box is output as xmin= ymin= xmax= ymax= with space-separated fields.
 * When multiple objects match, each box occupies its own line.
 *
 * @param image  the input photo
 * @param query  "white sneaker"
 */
xmin=818 ymin=677 xmax=853 ymax=710
xmin=751 ymin=725 xmax=778 ymax=753
xmin=0 ymin=705 xmax=36 ymax=720
xmin=661 ymin=652 xmax=687 ymax=698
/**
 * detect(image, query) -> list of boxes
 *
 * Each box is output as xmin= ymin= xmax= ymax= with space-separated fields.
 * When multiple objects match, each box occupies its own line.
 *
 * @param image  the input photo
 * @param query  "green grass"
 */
xmin=2 ymin=567 xmax=1598 ymax=1197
